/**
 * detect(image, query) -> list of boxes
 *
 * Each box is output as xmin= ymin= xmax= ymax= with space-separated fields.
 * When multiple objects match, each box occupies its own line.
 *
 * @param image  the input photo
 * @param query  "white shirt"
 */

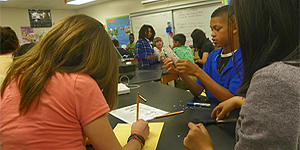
xmin=0 ymin=54 xmax=13 ymax=86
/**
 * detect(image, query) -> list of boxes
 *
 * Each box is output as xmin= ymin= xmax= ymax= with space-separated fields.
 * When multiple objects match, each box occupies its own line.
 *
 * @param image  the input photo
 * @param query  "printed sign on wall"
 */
xmin=28 ymin=9 xmax=52 ymax=28
xmin=20 ymin=26 xmax=35 ymax=43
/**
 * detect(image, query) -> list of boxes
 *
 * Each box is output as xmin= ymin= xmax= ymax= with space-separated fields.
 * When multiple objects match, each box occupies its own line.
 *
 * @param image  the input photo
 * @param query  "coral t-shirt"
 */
xmin=0 ymin=72 xmax=110 ymax=150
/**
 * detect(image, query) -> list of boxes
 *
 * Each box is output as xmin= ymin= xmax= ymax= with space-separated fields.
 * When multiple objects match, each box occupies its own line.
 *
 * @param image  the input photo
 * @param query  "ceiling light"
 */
xmin=141 ymin=0 xmax=163 ymax=5
xmin=66 ymin=0 xmax=95 ymax=5
xmin=0 ymin=0 xmax=8 ymax=1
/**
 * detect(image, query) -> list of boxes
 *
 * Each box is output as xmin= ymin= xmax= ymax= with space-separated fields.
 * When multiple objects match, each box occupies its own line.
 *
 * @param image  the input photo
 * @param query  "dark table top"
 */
xmin=129 ymin=63 xmax=164 ymax=84
xmin=87 ymin=82 xmax=238 ymax=150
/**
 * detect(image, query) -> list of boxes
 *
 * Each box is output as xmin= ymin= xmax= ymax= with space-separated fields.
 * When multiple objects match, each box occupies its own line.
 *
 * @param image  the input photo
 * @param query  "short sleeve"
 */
xmin=228 ymin=64 xmax=243 ymax=95
xmin=201 ymin=42 xmax=213 ymax=53
xmin=73 ymin=74 xmax=110 ymax=126
xmin=196 ymin=51 xmax=214 ymax=87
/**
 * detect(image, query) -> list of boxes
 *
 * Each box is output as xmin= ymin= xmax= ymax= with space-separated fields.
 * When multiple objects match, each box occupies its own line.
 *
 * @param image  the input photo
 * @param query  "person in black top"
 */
xmin=112 ymin=39 xmax=134 ymax=58
xmin=191 ymin=29 xmax=215 ymax=68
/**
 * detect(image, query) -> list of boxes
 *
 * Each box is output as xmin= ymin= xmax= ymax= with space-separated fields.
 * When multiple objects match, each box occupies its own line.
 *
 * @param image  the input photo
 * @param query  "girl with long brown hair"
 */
xmin=0 ymin=14 xmax=148 ymax=150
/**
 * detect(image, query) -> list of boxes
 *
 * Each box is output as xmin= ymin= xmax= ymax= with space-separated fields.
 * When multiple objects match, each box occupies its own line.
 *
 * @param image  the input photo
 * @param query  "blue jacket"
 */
xmin=196 ymin=47 xmax=243 ymax=99
xmin=134 ymin=38 xmax=158 ymax=67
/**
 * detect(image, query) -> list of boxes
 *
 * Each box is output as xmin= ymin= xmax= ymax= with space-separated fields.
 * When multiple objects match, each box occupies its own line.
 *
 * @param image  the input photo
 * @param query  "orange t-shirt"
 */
xmin=0 ymin=72 xmax=110 ymax=150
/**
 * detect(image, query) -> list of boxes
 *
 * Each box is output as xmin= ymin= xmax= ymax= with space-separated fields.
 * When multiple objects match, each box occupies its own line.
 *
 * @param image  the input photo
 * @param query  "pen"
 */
xmin=139 ymin=94 xmax=147 ymax=102
xmin=136 ymin=92 xmax=139 ymax=122
xmin=155 ymin=110 xmax=184 ymax=118
xmin=201 ymin=118 xmax=238 ymax=125
xmin=186 ymin=102 xmax=211 ymax=107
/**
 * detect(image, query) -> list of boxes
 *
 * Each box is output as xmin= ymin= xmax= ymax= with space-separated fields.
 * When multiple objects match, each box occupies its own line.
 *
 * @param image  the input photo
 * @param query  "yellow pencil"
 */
xmin=136 ymin=92 xmax=139 ymax=122
xmin=155 ymin=110 xmax=184 ymax=118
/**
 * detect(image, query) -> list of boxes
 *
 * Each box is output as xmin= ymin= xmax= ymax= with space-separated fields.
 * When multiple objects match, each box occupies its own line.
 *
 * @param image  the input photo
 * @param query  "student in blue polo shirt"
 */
xmin=164 ymin=5 xmax=243 ymax=102
xmin=184 ymin=0 xmax=299 ymax=149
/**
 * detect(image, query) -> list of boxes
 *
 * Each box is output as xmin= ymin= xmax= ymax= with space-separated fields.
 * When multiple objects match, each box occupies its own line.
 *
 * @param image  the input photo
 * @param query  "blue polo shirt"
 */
xmin=196 ymin=47 xmax=243 ymax=99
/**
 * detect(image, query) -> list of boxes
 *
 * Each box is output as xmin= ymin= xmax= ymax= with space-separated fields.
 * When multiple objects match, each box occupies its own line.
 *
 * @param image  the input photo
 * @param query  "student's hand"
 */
xmin=211 ymin=96 xmax=245 ymax=120
xmin=163 ymin=58 xmax=179 ymax=74
xmin=131 ymin=119 xmax=150 ymax=139
xmin=161 ymin=55 xmax=166 ymax=60
xmin=176 ymin=59 xmax=201 ymax=76
xmin=183 ymin=122 xmax=213 ymax=150
xmin=195 ymin=59 xmax=201 ymax=62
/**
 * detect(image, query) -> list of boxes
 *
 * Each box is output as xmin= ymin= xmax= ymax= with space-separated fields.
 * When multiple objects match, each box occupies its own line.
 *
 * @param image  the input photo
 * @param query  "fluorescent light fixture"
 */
xmin=141 ymin=0 xmax=163 ymax=5
xmin=0 ymin=0 xmax=8 ymax=1
xmin=67 ymin=0 xmax=95 ymax=5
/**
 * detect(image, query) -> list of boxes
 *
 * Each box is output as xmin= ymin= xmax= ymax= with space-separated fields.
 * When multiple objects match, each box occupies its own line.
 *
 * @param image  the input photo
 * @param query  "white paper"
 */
xmin=109 ymin=103 xmax=169 ymax=124
xmin=164 ymin=46 xmax=179 ymax=66
xmin=118 ymin=83 xmax=130 ymax=95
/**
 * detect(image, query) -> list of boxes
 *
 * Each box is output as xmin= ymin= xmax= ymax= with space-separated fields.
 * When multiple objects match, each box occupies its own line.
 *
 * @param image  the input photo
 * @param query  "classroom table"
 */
xmin=129 ymin=63 xmax=163 ymax=84
xmin=86 ymin=82 xmax=238 ymax=150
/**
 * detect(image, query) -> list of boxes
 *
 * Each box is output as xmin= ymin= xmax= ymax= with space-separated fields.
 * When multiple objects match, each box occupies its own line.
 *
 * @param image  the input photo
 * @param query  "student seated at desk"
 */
xmin=125 ymin=33 xmax=136 ymax=54
xmin=172 ymin=33 xmax=195 ymax=63
xmin=0 ymin=14 xmax=149 ymax=150
xmin=191 ymin=29 xmax=215 ymax=68
xmin=13 ymin=42 xmax=35 ymax=60
xmin=0 ymin=26 xmax=20 ymax=86
xmin=164 ymin=5 xmax=243 ymax=102
xmin=184 ymin=0 xmax=299 ymax=149
xmin=113 ymin=39 xmax=134 ymax=58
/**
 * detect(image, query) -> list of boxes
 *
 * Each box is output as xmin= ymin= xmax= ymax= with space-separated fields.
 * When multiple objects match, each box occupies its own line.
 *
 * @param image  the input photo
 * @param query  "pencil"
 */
xmin=139 ymin=94 xmax=147 ymax=102
xmin=155 ymin=110 xmax=184 ymax=119
xmin=136 ymin=92 xmax=139 ymax=122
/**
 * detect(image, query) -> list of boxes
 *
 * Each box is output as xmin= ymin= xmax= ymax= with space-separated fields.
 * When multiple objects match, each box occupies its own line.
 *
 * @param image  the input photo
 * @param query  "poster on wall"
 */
xmin=20 ymin=26 xmax=35 ymax=43
xmin=105 ymin=15 xmax=131 ymax=46
xmin=222 ymin=0 xmax=231 ymax=5
xmin=28 ymin=9 xmax=52 ymax=28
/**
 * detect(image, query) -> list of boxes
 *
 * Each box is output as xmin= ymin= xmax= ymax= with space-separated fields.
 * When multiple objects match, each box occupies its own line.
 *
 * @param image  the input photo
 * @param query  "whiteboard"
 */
xmin=173 ymin=3 xmax=221 ymax=46
xmin=130 ymin=11 xmax=173 ymax=46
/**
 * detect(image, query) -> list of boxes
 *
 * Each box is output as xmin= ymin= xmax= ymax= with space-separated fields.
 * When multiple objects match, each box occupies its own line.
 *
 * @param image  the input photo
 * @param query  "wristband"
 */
xmin=127 ymin=133 xmax=145 ymax=148
xmin=131 ymin=131 xmax=145 ymax=139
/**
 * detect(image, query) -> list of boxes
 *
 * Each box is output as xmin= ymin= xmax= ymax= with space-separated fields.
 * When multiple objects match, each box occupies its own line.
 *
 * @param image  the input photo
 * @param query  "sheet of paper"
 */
xmin=164 ymin=46 xmax=180 ymax=66
xmin=118 ymin=83 xmax=130 ymax=95
xmin=113 ymin=122 xmax=164 ymax=150
xmin=109 ymin=103 xmax=169 ymax=124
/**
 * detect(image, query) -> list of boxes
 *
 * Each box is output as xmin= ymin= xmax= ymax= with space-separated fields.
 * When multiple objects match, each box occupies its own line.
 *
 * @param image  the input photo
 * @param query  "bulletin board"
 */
xmin=106 ymin=15 xmax=131 ymax=46
xmin=130 ymin=1 xmax=222 ymax=47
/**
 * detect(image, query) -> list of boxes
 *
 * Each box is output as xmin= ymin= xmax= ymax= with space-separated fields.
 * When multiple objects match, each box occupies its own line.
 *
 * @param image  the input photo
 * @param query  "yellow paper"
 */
xmin=113 ymin=122 xmax=164 ymax=150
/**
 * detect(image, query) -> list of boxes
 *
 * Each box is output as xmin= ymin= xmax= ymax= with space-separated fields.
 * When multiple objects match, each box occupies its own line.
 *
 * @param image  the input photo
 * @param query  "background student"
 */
xmin=126 ymin=33 xmax=136 ymax=54
xmin=153 ymin=37 xmax=166 ymax=62
xmin=134 ymin=24 xmax=158 ymax=67
xmin=191 ymin=29 xmax=215 ymax=68
xmin=0 ymin=14 xmax=149 ymax=150
xmin=13 ymin=42 xmax=35 ymax=60
xmin=113 ymin=39 xmax=134 ymax=57
xmin=184 ymin=0 xmax=299 ymax=149
xmin=163 ymin=5 xmax=243 ymax=102
xmin=0 ymin=26 xmax=20 ymax=86
xmin=172 ymin=33 xmax=194 ymax=63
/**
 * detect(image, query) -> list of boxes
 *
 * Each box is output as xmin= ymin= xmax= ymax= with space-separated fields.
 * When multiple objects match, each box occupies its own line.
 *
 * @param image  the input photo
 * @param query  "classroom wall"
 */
xmin=0 ymin=0 xmax=214 ymax=44
xmin=77 ymin=0 xmax=203 ymax=24
xmin=0 ymin=8 xmax=76 ymax=44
